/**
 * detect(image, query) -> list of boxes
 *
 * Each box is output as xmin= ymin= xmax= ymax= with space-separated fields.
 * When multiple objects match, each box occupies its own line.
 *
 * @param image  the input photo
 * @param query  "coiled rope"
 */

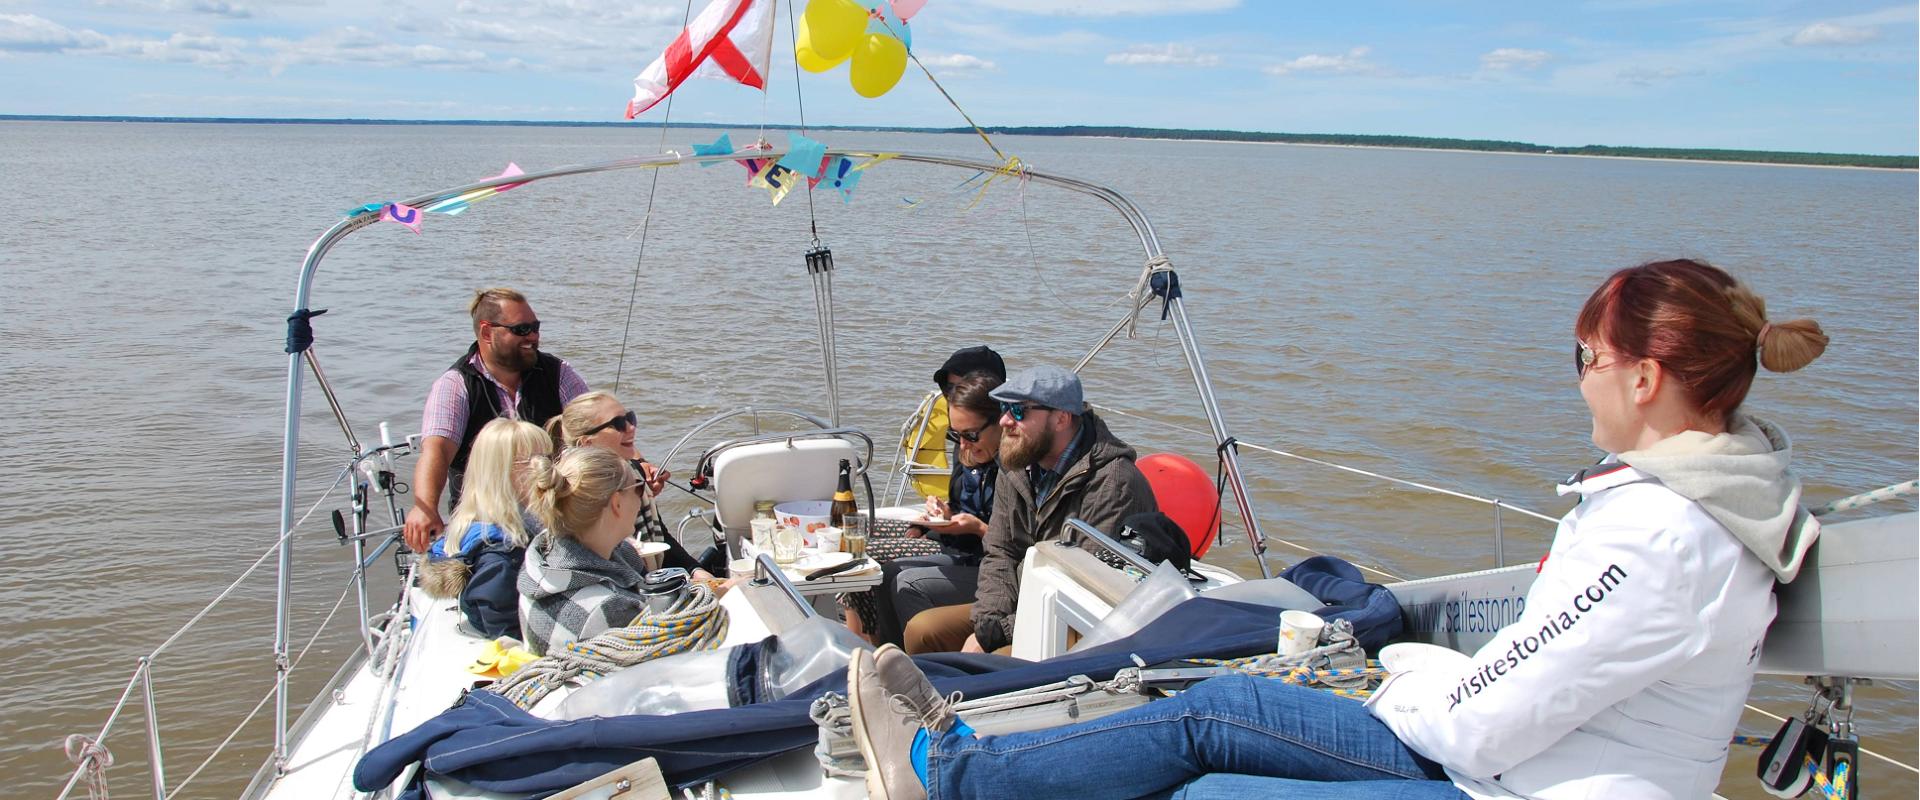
xmin=491 ymin=585 xmax=728 ymax=709
xmin=1189 ymin=654 xmax=1390 ymax=700
xmin=64 ymin=735 xmax=113 ymax=800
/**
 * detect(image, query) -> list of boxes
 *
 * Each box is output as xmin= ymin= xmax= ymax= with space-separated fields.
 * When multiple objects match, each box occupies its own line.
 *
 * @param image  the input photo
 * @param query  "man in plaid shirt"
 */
xmin=403 ymin=288 xmax=589 ymax=552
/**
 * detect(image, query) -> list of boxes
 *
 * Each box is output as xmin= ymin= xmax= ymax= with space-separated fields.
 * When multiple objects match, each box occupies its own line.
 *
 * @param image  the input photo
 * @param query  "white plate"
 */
xmin=874 ymin=506 xmax=926 ymax=522
xmin=630 ymin=540 xmax=671 ymax=557
xmin=793 ymin=551 xmax=853 ymax=571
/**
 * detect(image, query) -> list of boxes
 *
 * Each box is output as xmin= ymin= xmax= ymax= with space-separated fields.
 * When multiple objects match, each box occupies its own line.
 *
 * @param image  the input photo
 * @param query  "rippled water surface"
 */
xmin=2 ymin=121 xmax=1914 ymax=797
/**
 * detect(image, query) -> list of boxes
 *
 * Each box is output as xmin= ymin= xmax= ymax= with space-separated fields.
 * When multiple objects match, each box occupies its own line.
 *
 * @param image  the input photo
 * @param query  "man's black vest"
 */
xmin=446 ymin=342 xmax=565 ymax=502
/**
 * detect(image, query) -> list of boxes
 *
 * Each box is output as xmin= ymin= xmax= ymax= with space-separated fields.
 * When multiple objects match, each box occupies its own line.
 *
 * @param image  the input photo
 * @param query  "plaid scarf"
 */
xmin=517 ymin=531 xmax=652 ymax=656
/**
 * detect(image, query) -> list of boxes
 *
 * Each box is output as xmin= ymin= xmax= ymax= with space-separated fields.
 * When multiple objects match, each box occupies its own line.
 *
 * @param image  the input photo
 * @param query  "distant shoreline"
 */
xmin=1112 ymin=136 xmax=1917 ymax=173
xmin=4 ymin=114 xmax=1912 ymax=170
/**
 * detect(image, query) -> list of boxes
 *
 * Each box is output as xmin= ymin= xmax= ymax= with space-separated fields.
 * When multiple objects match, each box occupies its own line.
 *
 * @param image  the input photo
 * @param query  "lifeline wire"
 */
xmin=614 ymin=0 xmax=700 ymax=395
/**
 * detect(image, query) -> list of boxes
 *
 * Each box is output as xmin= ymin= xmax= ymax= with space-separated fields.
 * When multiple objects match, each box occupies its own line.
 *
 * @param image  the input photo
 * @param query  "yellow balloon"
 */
xmin=794 ymin=15 xmax=846 ymax=73
xmin=849 ymin=32 xmax=907 ymax=98
xmin=802 ymin=0 xmax=866 ymax=62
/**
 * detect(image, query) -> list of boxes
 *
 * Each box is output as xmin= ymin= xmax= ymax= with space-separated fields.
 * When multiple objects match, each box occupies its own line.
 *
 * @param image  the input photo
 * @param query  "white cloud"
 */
xmin=76 ymin=0 xmax=253 ymax=17
xmin=188 ymin=0 xmax=250 ymax=19
xmin=920 ymin=52 xmax=996 ymax=73
xmin=263 ymin=26 xmax=525 ymax=73
xmin=1105 ymin=43 xmax=1220 ymax=67
xmin=972 ymin=0 xmax=1236 ymax=16
xmin=0 ymin=13 xmax=244 ymax=64
xmin=942 ymin=20 xmax=1107 ymax=53
xmin=0 ymin=13 xmax=103 ymax=51
xmin=109 ymin=31 xmax=250 ymax=65
xmin=1616 ymin=65 xmax=1696 ymax=86
xmin=1786 ymin=22 xmax=1880 ymax=46
xmin=452 ymin=0 xmax=682 ymax=26
xmin=1480 ymin=47 xmax=1550 ymax=71
xmin=1264 ymin=46 xmax=1378 ymax=76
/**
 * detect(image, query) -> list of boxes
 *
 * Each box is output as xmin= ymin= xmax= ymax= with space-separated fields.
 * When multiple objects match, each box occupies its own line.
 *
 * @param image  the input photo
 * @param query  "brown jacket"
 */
xmin=970 ymin=411 xmax=1157 ymax=652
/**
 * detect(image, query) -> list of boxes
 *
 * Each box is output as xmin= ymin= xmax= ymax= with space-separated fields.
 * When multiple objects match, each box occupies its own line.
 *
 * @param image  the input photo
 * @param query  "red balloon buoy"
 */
xmin=1135 ymin=453 xmax=1221 ymax=559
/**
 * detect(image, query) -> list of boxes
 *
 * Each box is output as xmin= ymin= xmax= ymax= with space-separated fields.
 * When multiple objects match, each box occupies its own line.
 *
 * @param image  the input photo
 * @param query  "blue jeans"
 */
xmin=924 ymin=675 xmax=1466 ymax=800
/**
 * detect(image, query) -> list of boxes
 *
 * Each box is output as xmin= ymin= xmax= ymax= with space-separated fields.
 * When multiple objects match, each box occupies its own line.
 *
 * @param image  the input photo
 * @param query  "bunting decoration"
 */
xmin=422 ymin=162 xmax=530 ymax=215
xmin=383 ymin=202 xmax=423 ymax=233
xmin=775 ymin=133 xmax=828 ymax=178
xmin=346 ymin=162 xmax=532 ymax=233
xmin=691 ymin=133 xmax=735 ymax=165
xmin=817 ymin=156 xmax=863 ymax=203
xmin=749 ymin=160 xmax=800 ymax=205
xmin=688 ymin=133 xmax=898 ymax=205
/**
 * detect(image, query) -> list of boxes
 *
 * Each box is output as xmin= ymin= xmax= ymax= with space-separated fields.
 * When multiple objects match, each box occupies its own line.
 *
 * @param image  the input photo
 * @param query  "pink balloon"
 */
xmin=889 ymin=0 xmax=925 ymax=21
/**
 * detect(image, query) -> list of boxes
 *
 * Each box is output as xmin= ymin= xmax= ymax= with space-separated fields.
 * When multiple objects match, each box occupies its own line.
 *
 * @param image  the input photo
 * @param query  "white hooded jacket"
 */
xmin=1367 ymin=415 xmax=1816 ymax=799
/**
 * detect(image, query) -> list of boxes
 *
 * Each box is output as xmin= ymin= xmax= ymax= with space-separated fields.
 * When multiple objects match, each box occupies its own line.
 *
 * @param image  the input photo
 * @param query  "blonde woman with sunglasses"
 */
xmin=518 ymin=448 xmax=663 ymax=655
xmin=547 ymin=392 xmax=714 ymax=581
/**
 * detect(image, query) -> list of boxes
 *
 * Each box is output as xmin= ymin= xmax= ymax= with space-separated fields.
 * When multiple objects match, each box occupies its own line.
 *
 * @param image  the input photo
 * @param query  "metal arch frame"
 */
xmin=270 ymin=148 xmax=1269 ymax=772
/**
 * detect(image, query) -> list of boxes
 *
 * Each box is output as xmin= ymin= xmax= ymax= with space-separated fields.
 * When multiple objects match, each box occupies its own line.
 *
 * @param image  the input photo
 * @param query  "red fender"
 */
xmin=1136 ymin=453 xmax=1221 ymax=559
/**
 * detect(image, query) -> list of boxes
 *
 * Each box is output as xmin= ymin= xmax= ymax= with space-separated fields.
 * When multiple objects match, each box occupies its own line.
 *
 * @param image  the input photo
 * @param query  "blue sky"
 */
xmin=2 ymin=0 xmax=1914 ymax=154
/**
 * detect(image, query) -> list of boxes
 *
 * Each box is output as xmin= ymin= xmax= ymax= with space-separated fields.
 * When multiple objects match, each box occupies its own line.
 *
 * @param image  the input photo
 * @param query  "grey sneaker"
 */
xmin=847 ymin=647 xmax=926 ymax=800
xmin=875 ymin=644 xmax=958 ymax=735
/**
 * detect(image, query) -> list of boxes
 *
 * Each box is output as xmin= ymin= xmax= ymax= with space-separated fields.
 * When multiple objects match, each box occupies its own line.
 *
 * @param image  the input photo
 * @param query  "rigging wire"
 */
xmin=896 ymin=43 xmax=1006 ymax=162
xmin=784 ymin=0 xmax=821 ymax=242
xmin=614 ymin=0 xmax=700 ymax=395
xmin=1018 ymin=179 xmax=1077 ymax=313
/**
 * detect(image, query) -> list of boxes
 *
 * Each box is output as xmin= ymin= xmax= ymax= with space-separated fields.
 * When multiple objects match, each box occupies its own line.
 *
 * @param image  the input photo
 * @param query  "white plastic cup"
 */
xmin=1278 ymin=610 xmax=1326 ymax=657
xmin=815 ymin=526 xmax=842 ymax=554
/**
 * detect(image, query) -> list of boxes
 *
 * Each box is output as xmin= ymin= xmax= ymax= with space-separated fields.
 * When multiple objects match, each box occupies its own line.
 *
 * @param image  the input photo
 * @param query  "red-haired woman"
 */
xmin=845 ymin=259 xmax=1829 ymax=800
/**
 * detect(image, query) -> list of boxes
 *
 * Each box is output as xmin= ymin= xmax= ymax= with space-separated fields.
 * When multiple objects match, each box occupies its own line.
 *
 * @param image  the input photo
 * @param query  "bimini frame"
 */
xmin=272 ymin=149 xmax=1274 ymax=773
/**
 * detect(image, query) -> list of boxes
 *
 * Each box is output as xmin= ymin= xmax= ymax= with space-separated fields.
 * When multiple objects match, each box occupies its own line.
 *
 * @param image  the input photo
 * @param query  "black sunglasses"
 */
xmin=488 ymin=319 xmax=541 ymax=336
xmin=583 ymin=410 xmax=637 ymax=437
xmin=998 ymin=401 xmax=1049 ymax=422
xmin=946 ymin=421 xmax=993 ymax=444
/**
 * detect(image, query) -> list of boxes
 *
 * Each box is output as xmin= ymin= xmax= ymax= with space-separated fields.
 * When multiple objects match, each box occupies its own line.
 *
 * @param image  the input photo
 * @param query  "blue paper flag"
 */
xmin=777 ymin=133 xmax=828 ymax=179
xmin=822 ymin=156 xmax=863 ymax=203
xmin=692 ymin=133 xmax=734 ymax=167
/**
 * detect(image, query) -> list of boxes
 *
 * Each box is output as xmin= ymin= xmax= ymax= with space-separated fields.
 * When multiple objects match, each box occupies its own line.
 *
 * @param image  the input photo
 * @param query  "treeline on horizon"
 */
xmin=5 ymin=115 xmax=1912 ymax=169
xmin=962 ymin=125 xmax=1918 ymax=169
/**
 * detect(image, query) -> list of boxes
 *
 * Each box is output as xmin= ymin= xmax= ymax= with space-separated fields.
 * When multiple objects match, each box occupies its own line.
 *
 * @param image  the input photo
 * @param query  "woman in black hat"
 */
xmin=844 ymin=348 xmax=1006 ymax=645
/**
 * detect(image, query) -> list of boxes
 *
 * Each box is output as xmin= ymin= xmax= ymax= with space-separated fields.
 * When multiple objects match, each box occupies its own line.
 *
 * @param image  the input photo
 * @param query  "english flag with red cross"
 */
xmin=626 ymin=0 xmax=775 ymax=119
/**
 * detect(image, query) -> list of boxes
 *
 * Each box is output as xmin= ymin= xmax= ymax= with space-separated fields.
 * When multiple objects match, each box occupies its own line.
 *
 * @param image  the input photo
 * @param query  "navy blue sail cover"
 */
xmin=1281 ymin=555 xmax=1406 ymax=648
xmin=356 ymin=570 xmax=1406 ymax=796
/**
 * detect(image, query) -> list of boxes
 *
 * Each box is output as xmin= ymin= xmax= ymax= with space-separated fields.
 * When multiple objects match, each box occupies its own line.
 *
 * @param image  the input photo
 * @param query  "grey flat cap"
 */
xmin=989 ymin=365 xmax=1085 ymax=414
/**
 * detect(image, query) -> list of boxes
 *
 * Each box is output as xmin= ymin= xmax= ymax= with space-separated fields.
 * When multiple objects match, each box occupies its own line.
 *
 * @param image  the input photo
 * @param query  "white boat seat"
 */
xmin=709 ymin=437 xmax=861 ymax=534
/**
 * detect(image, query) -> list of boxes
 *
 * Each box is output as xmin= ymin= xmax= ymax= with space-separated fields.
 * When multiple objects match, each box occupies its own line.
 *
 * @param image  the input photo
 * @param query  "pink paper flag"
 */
xmin=493 ymin=162 xmax=527 ymax=192
xmin=383 ymin=202 xmax=423 ymax=233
